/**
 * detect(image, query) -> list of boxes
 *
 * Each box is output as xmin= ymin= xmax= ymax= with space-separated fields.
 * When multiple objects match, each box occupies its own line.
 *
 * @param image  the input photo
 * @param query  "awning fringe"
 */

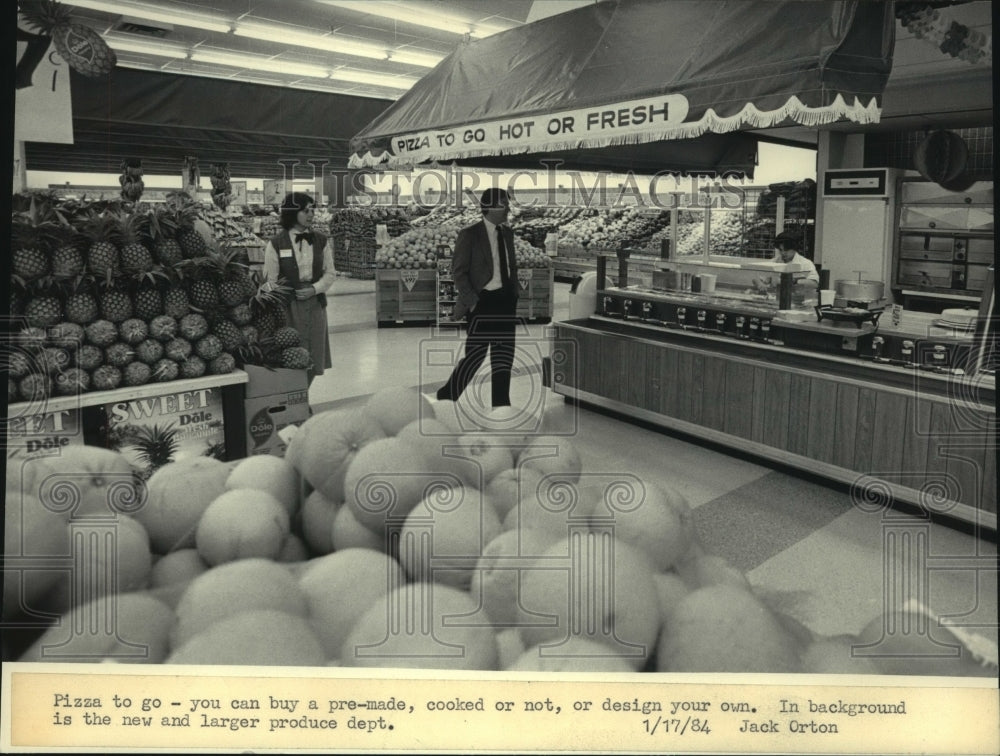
xmin=349 ymin=94 xmax=880 ymax=169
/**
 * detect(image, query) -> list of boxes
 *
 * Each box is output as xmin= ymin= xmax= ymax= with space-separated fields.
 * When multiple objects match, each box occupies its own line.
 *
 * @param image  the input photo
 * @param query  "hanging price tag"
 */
xmin=517 ymin=269 xmax=532 ymax=290
xmin=401 ymin=269 xmax=419 ymax=291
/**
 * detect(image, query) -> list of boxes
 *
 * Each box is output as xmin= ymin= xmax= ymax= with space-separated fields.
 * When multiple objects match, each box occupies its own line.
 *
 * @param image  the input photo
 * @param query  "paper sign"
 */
xmin=518 ymin=269 xmax=532 ymax=290
xmin=401 ymin=269 xmax=420 ymax=291
xmin=14 ymin=29 xmax=74 ymax=144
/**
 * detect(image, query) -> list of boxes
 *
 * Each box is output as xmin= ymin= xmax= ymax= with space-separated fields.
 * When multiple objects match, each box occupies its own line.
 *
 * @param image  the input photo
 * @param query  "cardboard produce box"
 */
xmin=243 ymin=365 xmax=310 ymax=457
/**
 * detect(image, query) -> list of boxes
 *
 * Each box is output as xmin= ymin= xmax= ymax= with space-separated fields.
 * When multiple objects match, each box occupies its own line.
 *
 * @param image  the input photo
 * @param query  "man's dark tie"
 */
xmin=295 ymin=231 xmax=314 ymax=245
xmin=496 ymin=226 xmax=511 ymax=289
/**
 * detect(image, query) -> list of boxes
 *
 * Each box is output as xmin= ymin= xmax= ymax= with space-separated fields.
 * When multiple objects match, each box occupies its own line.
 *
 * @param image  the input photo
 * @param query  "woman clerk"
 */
xmin=262 ymin=192 xmax=335 ymax=385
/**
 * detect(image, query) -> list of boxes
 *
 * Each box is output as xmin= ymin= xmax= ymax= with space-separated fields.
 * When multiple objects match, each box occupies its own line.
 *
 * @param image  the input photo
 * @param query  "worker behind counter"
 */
xmin=750 ymin=231 xmax=819 ymax=304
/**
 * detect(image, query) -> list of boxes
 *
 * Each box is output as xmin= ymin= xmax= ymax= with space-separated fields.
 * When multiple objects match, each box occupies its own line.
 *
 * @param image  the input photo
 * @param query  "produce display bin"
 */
xmin=242 ymin=365 xmax=311 ymax=457
xmin=6 ymin=371 xmax=250 ymax=465
xmin=375 ymin=268 xmax=438 ymax=326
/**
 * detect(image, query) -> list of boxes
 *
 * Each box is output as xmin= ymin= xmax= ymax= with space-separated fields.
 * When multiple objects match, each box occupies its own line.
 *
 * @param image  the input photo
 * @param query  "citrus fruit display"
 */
xmin=5 ymin=386 xmax=995 ymax=676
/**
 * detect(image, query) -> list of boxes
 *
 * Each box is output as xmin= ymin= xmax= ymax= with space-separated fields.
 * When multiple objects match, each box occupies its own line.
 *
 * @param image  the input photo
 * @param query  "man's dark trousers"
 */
xmin=437 ymin=286 xmax=518 ymax=407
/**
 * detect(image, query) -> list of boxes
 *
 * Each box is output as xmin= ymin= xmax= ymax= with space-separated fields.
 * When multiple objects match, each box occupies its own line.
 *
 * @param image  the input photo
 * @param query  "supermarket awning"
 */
xmin=23 ymin=68 xmax=393 ymax=179
xmin=348 ymin=0 xmax=895 ymax=175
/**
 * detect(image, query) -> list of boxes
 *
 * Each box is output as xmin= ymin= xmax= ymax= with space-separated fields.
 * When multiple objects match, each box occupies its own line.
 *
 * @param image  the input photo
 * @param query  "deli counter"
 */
xmin=552 ymin=256 xmax=996 ymax=529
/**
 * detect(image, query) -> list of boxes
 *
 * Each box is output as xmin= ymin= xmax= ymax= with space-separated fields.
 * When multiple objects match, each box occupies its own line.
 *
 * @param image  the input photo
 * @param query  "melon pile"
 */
xmin=4 ymin=388 xmax=993 ymax=675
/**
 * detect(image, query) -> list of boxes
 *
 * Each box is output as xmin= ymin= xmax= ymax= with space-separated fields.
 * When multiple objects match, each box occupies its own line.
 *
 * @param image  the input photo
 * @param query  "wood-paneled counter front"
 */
xmin=552 ymin=317 xmax=996 ymax=529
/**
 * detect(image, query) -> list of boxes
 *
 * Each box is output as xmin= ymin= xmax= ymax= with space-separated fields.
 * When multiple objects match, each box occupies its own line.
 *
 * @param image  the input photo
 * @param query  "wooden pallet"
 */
xmin=376 ymin=268 xmax=438 ymax=326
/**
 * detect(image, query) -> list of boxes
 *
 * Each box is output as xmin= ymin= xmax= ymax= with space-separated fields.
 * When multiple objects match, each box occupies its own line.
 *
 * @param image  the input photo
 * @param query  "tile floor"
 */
xmin=307 ymin=275 xmax=998 ymax=666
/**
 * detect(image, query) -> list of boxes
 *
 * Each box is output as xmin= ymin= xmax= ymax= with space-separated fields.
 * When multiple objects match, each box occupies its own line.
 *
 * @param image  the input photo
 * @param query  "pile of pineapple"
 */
xmin=8 ymin=193 xmax=302 ymax=403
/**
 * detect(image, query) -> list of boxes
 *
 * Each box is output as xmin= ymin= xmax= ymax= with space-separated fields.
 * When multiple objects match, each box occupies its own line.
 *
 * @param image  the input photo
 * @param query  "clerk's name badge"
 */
xmin=279 ymin=248 xmax=294 ymax=258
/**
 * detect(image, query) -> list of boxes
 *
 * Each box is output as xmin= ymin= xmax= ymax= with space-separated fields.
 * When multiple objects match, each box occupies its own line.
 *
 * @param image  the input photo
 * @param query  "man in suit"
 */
xmin=437 ymin=188 xmax=520 ymax=407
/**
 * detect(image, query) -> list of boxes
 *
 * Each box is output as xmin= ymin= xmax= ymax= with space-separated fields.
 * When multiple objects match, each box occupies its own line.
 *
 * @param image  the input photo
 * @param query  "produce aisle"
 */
xmin=312 ymin=282 xmax=998 ymax=656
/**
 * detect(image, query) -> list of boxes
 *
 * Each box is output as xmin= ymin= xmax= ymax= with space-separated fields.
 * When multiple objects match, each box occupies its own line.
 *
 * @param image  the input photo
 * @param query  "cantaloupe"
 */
xmin=800 ymin=634 xmax=882 ymax=675
xmin=331 ymin=504 xmax=385 ymax=553
xmin=454 ymin=433 xmax=515 ymax=488
xmin=195 ymin=489 xmax=291 ymax=566
xmin=469 ymin=528 xmax=562 ymax=625
xmin=343 ymin=437 xmax=454 ymax=530
xmin=299 ymin=489 xmax=341 ymax=555
xmin=298 ymin=549 xmax=406 ymax=658
xmin=14 ymin=446 xmax=139 ymax=518
xmin=225 ymin=454 xmax=301 ymax=518
xmin=398 ymin=486 xmax=502 ymax=590
xmin=518 ymin=435 xmax=582 ymax=484
xmin=507 ymin=638 xmax=636 ymax=672
xmin=150 ymin=549 xmax=208 ymax=588
xmin=171 ymin=558 xmax=307 ymax=649
xmin=3 ymin=489 xmax=71 ymax=619
xmin=278 ymin=533 xmax=309 ymax=563
xmin=518 ymin=536 xmax=660 ymax=670
xmin=135 ymin=457 xmax=231 ymax=554
xmin=20 ymin=592 xmax=174 ymax=664
xmin=586 ymin=481 xmax=695 ymax=572
xmin=485 ymin=466 xmax=544 ymax=521
xmin=166 ymin=610 xmax=326 ymax=666
xmin=340 ymin=582 xmax=498 ymax=670
xmin=364 ymin=386 xmax=434 ymax=436
xmin=656 ymin=584 xmax=804 ymax=673
xmin=285 ymin=407 xmax=386 ymax=502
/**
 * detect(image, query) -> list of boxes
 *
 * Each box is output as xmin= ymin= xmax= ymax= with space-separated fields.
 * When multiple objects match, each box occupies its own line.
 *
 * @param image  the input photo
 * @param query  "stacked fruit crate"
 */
xmin=330 ymin=207 xmax=413 ymax=279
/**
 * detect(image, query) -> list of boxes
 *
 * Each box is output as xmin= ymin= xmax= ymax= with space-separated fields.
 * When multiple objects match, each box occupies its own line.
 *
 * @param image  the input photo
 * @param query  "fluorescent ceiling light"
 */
xmin=67 ymin=0 xmax=232 ymax=34
xmin=234 ymin=22 xmax=385 ymax=61
xmin=106 ymin=36 xmax=189 ymax=59
xmin=190 ymin=50 xmax=331 ymax=80
xmin=329 ymin=69 xmax=418 ymax=89
xmin=387 ymin=49 xmax=445 ymax=67
xmin=316 ymin=1 xmax=510 ymax=38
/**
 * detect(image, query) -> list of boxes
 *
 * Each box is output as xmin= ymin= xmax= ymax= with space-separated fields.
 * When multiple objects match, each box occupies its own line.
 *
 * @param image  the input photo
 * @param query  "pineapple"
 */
xmin=13 ymin=246 xmax=51 ymax=281
xmin=7 ymin=352 xmax=34 ymax=380
xmin=115 ymin=210 xmax=155 ymax=275
xmin=148 ymin=315 xmax=178 ymax=342
xmin=177 ymin=223 xmax=209 ymax=259
xmin=132 ymin=423 xmax=180 ymax=473
xmin=163 ymin=286 xmax=191 ymax=319
xmin=50 ymin=237 xmax=86 ymax=278
xmin=19 ymin=373 xmax=52 ymax=401
xmin=123 ymin=361 xmax=152 ymax=387
xmin=209 ymin=353 xmax=236 ymax=375
xmin=164 ymin=338 xmax=192 ymax=362
xmin=240 ymin=325 xmax=260 ymax=345
xmin=39 ymin=347 xmax=71 ymax=374
xmin=135 ymin=339 xmax=164 ymax=365
xmin=48 ymin=322 xmax=84 ymax=351
xmin=24 ymin=294 xmax=64 ymax=328
xmin=90 ymin=365 xmax=122 ymax=392
xmin=54 ymin=367 xmax=89 ymax=396
xmin=98 ymin=283 xmax=134 ymax=323
xmin=281 ymin=346 xmax=312 ymax=370
xmin=64 ymin=285 xmax=100 ymax=325
xmin=179 ymin=356 xmax=207 ymax=379
xmin=83 ymin=215 xmax=121 ymax=280
xmin=74 ymin=344 xmax=103 ymax=371
xmin=104 ymin=342 xmax=134 ymax=369
xmin=179 ymin=313 xmax=209 ymax=341
xmin=213 ymin=248 xmax=252 ymax=306
xmin=84 ymin=319 xmax=119 ymax=347
xmin=149 ymin=208 xmax=184 ymax=267
xmin=18 ymin=0 xmax=118 ymax=77
xmin=152 ymin=359 xmax=180 ymax=383
xmin=118 ymin=318 xmax=149 ymax=345
xmin=272 ymin=326 xmax=301 ymax=349
xmin=195 ymin=335 xmax=223 ymax=362
xmin=18 ymin=327 xmax=48 ymax=351
xmin=211 ymin=318 xmax=244 ymax=352
xmin=133 ymin=284 xmax=164 ymax=321
xmin=185 ymin=263 xmax=220 ymax=311
xmin=228 ymin=303 xmax=252 ymax=327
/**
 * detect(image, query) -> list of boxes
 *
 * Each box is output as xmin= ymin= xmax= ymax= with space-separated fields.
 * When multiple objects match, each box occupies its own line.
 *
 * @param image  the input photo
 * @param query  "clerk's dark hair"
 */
xmin=479 ymin=187 xmax=510 ymax=214
xmin=279 ymin=192 xmax=315 ymax=229
xmin=773 ymin=231 xmax=802 ymax=252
